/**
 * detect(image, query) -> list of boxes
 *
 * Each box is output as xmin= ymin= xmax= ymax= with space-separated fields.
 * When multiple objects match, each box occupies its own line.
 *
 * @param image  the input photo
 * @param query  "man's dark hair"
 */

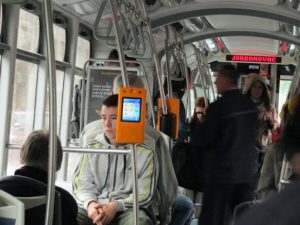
xmin=103 ymin=94 xmax=119 ymax=107
xmin=216 ymin=64 xmax=240 ymax=85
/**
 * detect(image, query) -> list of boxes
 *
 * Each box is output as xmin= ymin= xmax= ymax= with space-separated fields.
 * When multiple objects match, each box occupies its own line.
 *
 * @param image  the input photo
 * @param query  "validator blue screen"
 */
xmin=121 ymin=98 xmax=141 ymax=122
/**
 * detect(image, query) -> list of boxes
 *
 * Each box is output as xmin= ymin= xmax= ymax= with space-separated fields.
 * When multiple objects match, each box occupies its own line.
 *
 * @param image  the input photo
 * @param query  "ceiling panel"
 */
xmin=194 ymin=0 xmax=279 ymax=5
xmin=205 ymin=15 xmax=280 ymax=31
xmin=222 ymin=36 xmax=280 ymax=55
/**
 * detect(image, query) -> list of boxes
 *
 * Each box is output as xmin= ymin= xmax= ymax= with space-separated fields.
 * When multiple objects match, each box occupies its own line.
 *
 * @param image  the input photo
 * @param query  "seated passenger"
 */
xmin=257 ymin=95 xmax=300 ymax=199
xmin=112 ymin=74 xmax=193 ymax=225
xmin=15 ymin=130 xmax=78 ymax=225
xmin=73 ymin=94 xmax=158 ymax=225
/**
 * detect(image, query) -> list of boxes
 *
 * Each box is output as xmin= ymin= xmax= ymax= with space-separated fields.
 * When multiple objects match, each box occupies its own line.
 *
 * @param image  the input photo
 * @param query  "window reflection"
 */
xmin=53 ymin=24 xmax=66 ymax=61
xmin=44 ymin=70 xmax=65 ymax=134
xmin=9 ymin=60 xmax=38 ymax=145
xmin=17 ymin=9 xmax=40 ymax=52
xmin=0 ymin=4 xmax=2 ymax=37
xmin=76 ymin=36 xmax=90 ymax=68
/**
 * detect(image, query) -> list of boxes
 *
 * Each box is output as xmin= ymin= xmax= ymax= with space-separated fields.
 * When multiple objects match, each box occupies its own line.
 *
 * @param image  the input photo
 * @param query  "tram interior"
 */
xmin=1 ymin=0 xmax=300 ymax=224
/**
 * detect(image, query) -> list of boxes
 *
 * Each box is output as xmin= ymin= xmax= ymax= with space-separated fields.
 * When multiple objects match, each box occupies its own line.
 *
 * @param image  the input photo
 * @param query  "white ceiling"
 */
xmin=205 ymin=14 xmax=281 ymax=55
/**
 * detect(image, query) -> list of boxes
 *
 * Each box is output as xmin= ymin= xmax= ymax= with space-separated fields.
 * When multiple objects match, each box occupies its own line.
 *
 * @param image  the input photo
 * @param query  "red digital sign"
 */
xmin=226 ymin=55 xmax=281 ymax=63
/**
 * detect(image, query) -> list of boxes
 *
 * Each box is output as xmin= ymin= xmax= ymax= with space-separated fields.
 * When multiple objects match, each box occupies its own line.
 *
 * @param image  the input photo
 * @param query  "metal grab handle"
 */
xmin=43 ymin=0 xmax=58 ymax=225
xmin=278 ymin=154 xmax=290 ymax=191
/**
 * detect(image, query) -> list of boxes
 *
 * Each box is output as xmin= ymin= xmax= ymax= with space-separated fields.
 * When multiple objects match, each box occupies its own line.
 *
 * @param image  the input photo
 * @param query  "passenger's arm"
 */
xmin=73 ymin=153 xmax=99 ymax=210
xmin=115 ymin=148 xmax=157 ymax=211
xmin=257 ymin=146 xmax=276 ymax=199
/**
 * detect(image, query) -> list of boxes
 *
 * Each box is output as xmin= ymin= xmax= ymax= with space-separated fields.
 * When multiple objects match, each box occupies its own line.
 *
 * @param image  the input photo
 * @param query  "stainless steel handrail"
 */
xmin=7 ymin=144 xmax=131 ymax=155
xmin=43 ymin=0 xmax=57 ymax=225
xmin=193 ymin=46 xmax=208 ymax=103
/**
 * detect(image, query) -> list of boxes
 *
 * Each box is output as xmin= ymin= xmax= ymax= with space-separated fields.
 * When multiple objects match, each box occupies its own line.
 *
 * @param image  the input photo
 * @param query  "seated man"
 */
xmin=73 ymin=94 xmax=158 ymax=225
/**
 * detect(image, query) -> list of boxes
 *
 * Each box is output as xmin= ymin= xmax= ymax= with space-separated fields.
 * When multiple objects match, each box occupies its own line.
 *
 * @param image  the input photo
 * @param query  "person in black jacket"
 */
xmin=190 ymin=64 xmax=258 ymax=225
xmin=15 ymin=130 xmax=78 ymax=225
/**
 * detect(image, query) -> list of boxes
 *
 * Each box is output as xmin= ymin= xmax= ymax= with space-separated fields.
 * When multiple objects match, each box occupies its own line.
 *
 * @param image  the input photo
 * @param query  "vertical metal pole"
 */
xmin=270 ymin=64 xmax=277 ymax=106
xmin=193 ymin=46 xmax=208 ymax=103
xmin=109 ymin=0 xmax=129 ymax=87
xmin=43 ymin=0 xmax=57 ymax=225
xmin=130 ymin=144 xmax=139 ymax=225
xmin=179 ymin=34 xmax=191 ymax=122
xmin=109 ymin=2 xmax=138 ymax=225
xmin=165 ymin=26 xmax=172 ymax=98
xmin=140 ymin=0 xmax=167 ymax=114
xmin=289 ymin=61 xmax=300 ymax=95
xmin=200 ymin=53 xmax=215 ymax=101
xmin=139 ymin=63 xmax=156 ymax=128
xmin=279 ymin=154 xmax=289 ymax=191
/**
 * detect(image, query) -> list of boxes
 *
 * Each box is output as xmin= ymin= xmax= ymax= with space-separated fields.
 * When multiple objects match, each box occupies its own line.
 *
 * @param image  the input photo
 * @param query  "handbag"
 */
xmin=171 ymin=142 xmax=204 ymax=191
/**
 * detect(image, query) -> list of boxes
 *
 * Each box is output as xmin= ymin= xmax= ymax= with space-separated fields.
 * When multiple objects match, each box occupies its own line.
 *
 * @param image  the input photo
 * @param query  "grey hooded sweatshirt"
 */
xmin=73 ymin=133 xmax=158 ymax=212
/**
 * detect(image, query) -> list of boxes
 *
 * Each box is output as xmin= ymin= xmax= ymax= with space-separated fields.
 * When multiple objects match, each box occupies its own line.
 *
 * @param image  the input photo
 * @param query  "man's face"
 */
xmin=101 ymin=106 xmax=118 ymax=144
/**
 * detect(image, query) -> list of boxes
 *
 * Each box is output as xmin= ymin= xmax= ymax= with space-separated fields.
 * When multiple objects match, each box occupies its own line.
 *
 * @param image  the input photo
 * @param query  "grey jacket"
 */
xmin=73 ymin=133 xmax=158 ymax=211
xmin=257 ymin=142 xmax=299 ymax=199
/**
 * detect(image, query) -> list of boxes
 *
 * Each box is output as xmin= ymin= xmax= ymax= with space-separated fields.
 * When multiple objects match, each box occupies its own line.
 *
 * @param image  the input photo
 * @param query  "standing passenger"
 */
xmin=191 ymin=96 xmax=207 ymax=126
xmin=15 ymin=130 xmax=78 ymax=225
xmin=190 ymin=64 xmax=258 ymax=225
xmin=244 ymin=74 xmax=275 ymax=171
xmin=73 ymin=94 xmax=158 ymax=225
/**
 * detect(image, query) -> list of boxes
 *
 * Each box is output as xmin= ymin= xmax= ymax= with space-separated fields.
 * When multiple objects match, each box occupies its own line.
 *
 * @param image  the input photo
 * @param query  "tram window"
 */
xmin=0 ymin=3 xmax=2 ymax=38
xmin=10 ymin=59 xmax=38 ymax=145
xmin=17 ymin=9 xmax=40 ymax=53
xmin=278 ymin=78 xmax=292 ymax=122
xmin=75 ymin=36 xmax=90 ymax=68
xmin=44 ymin=70 xmax=65 ymax=134
xmin=53 ymin=24 xmax=66 ymax=62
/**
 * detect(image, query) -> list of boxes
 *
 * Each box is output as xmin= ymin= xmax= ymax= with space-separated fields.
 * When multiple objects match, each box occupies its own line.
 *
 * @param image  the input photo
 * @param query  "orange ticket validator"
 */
xmin=116 ymin=87 xmax=146 ymax=144
xmin=157 ymin=97 xmax=180 ymax=139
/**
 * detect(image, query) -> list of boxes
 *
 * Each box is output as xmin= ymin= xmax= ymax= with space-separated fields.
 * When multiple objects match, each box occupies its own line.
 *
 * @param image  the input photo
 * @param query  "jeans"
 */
xmin=169 ymin=194 xmax=194 ymax=225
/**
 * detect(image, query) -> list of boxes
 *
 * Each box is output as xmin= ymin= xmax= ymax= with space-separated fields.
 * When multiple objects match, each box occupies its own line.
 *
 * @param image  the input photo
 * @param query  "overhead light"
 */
xmin=205 ymin=39 xmax=216 ymax=51
xmin=290 ymin=44 xmax=296 ymax=50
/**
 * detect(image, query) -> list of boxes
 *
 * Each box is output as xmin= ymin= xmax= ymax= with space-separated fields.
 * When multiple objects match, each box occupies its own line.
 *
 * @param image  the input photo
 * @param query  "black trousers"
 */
xmin=199 ymin=183 xmax=255 ymax=225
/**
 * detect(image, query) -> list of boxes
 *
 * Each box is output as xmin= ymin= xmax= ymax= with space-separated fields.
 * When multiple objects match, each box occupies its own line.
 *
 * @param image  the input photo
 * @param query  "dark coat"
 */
xmin=15 ymin=166 xmax=78 ymax=225
xmin=190 ymin=89 xmax=258 ymax=183
xmin=236 ymin=182 xmax=300 ymax=225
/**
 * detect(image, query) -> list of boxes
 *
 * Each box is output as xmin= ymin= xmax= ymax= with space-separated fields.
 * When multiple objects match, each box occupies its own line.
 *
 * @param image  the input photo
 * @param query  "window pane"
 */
xmin=0 ymin=4 xmax=2 ymax=37
xmin=76 ymin=37 xmax=90 ymax=68
xmin=44 ymin=70 xmax=65 ymax=134
xmin=278 ymin=79 xmax=292 ymax=122
xmin=9 ymin=60 xmax=38 ymax=144
xmin=7 ymin=60 xmax=38 ymax=175
xmin=70 ymin=75 xmax=83 ymax=139
xmin=53 ymin=24 xmax=66 ymax=61
xmin=17 ymin=9 xmax=40 ymax=53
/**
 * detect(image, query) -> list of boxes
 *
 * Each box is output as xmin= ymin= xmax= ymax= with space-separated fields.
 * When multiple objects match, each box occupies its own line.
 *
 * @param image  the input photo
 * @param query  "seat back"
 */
xmin=0 ymin=175 xmax=61 ymax=225
xmin=0 ymin=190 xmax=25 ymax=225
xmin=232 ymin=200 xmax=259 ymax=225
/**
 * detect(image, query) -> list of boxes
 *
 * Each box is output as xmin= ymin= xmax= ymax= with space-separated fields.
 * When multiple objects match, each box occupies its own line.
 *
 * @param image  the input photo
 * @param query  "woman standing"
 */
xmin=245 ymin=74 xmax=275 ymax=150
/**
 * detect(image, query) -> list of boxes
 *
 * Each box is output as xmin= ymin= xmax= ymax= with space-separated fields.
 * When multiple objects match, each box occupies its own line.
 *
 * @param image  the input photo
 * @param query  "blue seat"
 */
xmin=232 ymin=200 xmax=259 ymax=225
xmin=0 ymin=175 xmax=61 ymax=225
